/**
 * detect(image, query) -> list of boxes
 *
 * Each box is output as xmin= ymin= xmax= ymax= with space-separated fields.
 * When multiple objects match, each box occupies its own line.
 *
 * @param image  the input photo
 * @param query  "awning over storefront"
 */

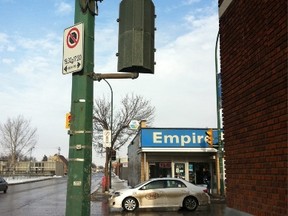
xmin=139 ymin=147 xmax=218 ymax=153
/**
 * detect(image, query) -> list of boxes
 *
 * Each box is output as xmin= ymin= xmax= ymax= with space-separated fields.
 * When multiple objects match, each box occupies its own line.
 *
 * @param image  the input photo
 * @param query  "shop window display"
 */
xmin=149 ymin=162 xmax=171 ymax=178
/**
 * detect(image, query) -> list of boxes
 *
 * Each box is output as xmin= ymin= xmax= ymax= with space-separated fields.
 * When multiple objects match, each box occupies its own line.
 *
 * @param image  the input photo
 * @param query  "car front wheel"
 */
xmin=122 ymin=197 xmax=138 ymax=212
xmin=183 ymin=196 xmax=198 ymax=211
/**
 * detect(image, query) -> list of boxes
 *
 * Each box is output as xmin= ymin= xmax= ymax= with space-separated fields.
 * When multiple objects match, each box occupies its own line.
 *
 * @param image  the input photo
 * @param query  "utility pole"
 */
xmin=65 ymin=1 xmax=95 ymax=216
xmin=64 ymin=0 xmax=155 ymax=214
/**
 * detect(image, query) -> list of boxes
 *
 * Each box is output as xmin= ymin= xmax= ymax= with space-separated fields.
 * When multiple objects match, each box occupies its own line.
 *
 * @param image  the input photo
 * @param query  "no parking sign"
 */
xmin=62 ymin=23 xmax=84 ymax=75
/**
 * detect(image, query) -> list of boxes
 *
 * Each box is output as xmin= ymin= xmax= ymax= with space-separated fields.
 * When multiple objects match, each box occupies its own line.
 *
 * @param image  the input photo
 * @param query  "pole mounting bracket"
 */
xmin=92 ymin=72 xmax=139 ymax=81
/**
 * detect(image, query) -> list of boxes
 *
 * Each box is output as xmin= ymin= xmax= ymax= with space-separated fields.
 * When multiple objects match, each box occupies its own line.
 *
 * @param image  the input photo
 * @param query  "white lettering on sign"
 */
xmin=153 ymin=132 xmax=205 ymax=146
xmin=153 ymin=132 xmax=162 ymax=143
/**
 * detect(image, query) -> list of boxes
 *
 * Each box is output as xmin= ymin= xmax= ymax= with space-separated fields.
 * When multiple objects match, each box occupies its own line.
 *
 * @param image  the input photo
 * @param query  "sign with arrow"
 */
xmin=62 ymin=23 xmax=84 ymax=75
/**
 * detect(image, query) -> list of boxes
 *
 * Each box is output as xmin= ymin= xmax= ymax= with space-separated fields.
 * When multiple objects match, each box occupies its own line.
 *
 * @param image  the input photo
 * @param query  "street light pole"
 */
xmin=103 ymin=79 xmax=113 ymax=189
xmin=215 ymin=31 xmax=225 ymax=196
xmin=94 ymin=73 xmax=138 ymax=192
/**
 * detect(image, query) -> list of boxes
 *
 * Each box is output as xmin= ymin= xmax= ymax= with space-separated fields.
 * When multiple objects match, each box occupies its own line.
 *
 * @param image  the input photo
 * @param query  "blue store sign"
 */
xmin=141 ymin=128 xmax=218 ymax=148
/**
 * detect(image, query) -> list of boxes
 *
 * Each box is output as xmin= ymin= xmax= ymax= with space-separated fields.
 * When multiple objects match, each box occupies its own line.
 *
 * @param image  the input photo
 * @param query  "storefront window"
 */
xmin=149 ymin=162 xmax=171 ymax=178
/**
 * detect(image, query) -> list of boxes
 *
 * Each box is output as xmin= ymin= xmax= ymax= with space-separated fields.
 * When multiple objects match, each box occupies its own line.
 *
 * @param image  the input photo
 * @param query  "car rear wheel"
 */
xmin=122 ymin=197 xmax=138 ymax=212
xmin=183 ymin=196 xmax=198 ymax=211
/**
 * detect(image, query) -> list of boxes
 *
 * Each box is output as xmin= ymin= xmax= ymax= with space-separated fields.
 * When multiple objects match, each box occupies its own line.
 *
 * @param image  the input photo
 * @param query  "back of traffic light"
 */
xmin=117 ymin=0 xmax=156 ymax=74
xmin=111 ymin=149 xmax=117 ymax=161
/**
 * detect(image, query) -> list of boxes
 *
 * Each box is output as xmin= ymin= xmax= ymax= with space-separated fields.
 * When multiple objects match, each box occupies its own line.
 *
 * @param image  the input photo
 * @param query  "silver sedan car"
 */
xmin=109 ymin=177 xmax=210 ymax=212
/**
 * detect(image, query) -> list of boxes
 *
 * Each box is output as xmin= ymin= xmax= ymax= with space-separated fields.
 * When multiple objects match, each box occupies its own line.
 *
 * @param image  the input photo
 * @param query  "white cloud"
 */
xmin=0 ymin=32 xmax=8 ymax=42
xmin=16 ymin=34 xmax=61 ymax=55
xmin=90 ymin=6 xmax=219 ymax=138
xmin=184 ymin=0 xmax=202 ymax=5
xmin=0 ymin=33 xmax=9 ymax=51
xmin=55 ymin=2 xmax=73 ymax=15
xmin=2 ymin=58 xmax=15 ymax=64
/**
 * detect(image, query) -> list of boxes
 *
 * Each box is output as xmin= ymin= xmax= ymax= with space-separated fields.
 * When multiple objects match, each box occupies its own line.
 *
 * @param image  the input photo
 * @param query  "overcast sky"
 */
xmin=0 ymin=0 xmax=219 ymax=165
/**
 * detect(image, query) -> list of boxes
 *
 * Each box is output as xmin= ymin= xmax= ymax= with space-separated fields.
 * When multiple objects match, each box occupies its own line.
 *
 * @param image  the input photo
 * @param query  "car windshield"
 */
xmin=133 ymin=179 xmax=152 ymax=188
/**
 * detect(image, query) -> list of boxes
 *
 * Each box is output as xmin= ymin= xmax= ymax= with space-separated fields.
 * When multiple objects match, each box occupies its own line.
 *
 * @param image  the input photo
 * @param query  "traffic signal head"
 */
xmin=65 ymin=113 xmax=71 ymax=129
xmin=111 ymin=149 xmax=116 ymax=161
xmin=205 ymin=129 xmax=214 ymax=147
xmin=117 ymin=0 xmax=156 ymax=74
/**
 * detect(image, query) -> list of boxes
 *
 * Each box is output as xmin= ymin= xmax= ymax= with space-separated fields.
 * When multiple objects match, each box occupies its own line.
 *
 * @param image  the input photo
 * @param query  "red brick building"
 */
xmin=219 ymin=0 xmax=287 ymax=215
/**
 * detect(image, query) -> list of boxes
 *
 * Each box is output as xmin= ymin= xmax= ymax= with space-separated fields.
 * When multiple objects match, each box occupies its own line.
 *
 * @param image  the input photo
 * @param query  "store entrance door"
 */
xmin=189 ymin=162 xmax=210 ymax=184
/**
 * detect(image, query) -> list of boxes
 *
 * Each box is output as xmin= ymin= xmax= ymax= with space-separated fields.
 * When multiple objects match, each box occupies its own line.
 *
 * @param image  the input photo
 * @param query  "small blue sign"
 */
xmin=141 ymin=128 xmax=218 ymax=148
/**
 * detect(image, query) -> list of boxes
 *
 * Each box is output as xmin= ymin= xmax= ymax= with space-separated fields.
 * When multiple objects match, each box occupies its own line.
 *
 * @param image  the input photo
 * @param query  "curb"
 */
xmin=7 ymin=177 xmax=54 ymax=185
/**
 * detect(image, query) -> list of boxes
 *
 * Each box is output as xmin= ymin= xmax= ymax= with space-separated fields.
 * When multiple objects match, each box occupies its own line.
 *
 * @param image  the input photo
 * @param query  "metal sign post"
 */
xmin=65 ymin=1 xmax=94 ymax=216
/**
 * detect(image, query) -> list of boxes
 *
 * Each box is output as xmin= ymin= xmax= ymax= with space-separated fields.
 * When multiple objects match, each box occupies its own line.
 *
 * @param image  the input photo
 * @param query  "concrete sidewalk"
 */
xmin=109 ymin=175 xmax=129 ymax=191
xmin=92 ymin=174 xmax=128 ymax=194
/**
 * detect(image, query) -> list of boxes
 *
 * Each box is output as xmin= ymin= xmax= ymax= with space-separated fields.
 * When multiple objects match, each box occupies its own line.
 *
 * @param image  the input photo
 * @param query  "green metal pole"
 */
xmin=65 ymin=1 xmax=94 ymax=216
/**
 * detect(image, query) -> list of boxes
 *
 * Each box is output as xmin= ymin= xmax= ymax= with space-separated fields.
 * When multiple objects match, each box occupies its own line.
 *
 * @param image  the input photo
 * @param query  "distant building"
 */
xmin=112 ymin=157 xmax=128 ymax=180
xmin=49 ymin=154 xmax=68 ymax=175
xmin=0 ymin=161 xmax=8 ymax=173
xmin=0 ymin=154 xmax=68 ymax=176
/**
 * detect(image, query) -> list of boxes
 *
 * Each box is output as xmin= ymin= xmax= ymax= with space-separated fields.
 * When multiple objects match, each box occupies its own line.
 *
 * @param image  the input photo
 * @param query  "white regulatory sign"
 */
xmin=62 ymin=23 xmax=84 ymax=75
xmin=103 ymin=130 xmax=111 ymax=148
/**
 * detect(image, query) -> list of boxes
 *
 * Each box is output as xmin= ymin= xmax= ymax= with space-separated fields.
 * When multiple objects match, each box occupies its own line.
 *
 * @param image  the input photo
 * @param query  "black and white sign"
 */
xmin=103 ymin=130 xmax=111 ymax=148
xmin=62 ymin=23 xmax=84 ymax=75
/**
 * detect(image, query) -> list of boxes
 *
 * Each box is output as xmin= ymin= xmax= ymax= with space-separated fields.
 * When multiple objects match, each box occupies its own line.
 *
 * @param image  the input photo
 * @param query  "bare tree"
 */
xmin=0 ymin=115 xmax=38 ymax=170
xmin=93 ymin=93 xmax=155 ymax=191
xmin=93 ymin=93 xmax=155 ymax=151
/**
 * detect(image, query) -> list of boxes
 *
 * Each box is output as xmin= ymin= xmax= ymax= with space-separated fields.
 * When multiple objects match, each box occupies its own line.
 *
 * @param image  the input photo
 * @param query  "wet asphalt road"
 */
xmin=0 ymin=174 xmax=226 ymax=216
xmin=0 ymin=177 xmax=67 ymax=216
xmin=0 ymin=174 xmax=102 ymax=216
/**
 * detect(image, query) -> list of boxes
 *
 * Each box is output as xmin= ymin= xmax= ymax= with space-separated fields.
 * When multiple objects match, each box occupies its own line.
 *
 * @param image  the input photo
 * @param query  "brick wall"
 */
xmin=219 ymin=0 xmax=287 ymax=215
